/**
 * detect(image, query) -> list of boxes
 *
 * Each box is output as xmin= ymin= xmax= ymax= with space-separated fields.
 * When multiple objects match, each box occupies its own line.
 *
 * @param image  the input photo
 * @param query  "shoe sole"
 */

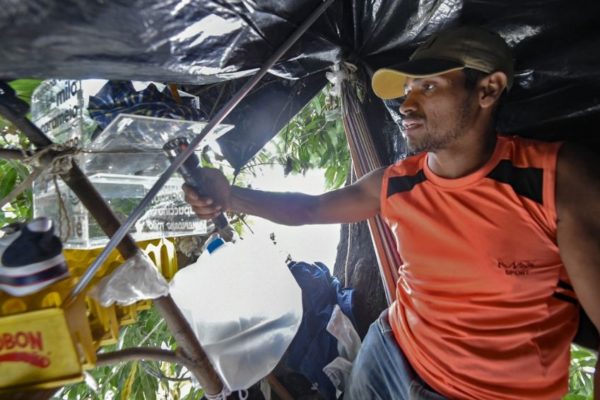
xmin=0 ymin=261 xmax=69 ymax=297
xmin=0 ymin=254 xmax=66 ymax=277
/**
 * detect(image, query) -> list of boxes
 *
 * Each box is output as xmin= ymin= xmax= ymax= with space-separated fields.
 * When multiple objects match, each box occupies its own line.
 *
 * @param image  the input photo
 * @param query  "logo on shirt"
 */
xmin=496 ymin=260 xmax=534 ymax=276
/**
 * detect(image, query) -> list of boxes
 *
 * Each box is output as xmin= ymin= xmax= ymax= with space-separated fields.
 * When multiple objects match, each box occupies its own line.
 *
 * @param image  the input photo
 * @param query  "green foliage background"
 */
xmin=244 ymin=90 xmax=349 ymax=190
xmin=56 ymin=308 xmax=202 ymax=400
xmin=0 ymin=81 xmax=596 ymax=399
xmin=0 ymin=79 xmax=40 ymax=226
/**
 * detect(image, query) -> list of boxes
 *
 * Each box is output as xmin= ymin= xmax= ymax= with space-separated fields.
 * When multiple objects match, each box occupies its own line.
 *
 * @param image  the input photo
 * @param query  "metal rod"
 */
xmin=68 ymin=0 xmax=336 ymax=300
xmin=96 ymin=348 xmax=185 ymax=367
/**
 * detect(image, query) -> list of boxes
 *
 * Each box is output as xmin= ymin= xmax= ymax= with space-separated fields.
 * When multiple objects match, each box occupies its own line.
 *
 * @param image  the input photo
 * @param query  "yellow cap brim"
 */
xmin=371 ymin=66 xmax=465 ymax=100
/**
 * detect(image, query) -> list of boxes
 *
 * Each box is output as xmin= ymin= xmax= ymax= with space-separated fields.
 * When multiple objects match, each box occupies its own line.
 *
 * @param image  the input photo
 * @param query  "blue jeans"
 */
xmin=344 ymin=310 xmax=446 ymax=400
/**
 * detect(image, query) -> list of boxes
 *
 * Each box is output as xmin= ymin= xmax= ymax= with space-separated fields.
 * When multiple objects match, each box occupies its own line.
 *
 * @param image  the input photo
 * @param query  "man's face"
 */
xmin=398 ymin=70 xmax=478 ymax=153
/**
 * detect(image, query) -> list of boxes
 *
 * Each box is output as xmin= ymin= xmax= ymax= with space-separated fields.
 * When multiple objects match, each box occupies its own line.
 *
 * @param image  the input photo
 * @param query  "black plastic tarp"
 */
xmin=2 ymin=0 xmax=600 ymax=168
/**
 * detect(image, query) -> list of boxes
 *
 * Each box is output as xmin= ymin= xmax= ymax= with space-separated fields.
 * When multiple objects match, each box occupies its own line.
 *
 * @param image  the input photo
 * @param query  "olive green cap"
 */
xmin=371 ymin=26 xmax=514 ymax=99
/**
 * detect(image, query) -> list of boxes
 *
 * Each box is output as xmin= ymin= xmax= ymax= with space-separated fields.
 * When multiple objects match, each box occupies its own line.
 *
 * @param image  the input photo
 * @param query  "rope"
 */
xmin=53 ymin=176 xmax=72 ymax=240
xmin=331 ymin=63 xmax=402 ymax=304
xmin=204 ymin=388 xmax=230 ymax=400
xmin=0 ymin=139 xmax=80 ymax=237
xmin=205 ymin=389 xmax=248 ymax=400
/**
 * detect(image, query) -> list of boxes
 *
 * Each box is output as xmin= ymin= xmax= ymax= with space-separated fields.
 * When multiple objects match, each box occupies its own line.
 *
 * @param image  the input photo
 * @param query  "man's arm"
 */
xmin=183 ymin=167 xmax=385 ymax=226
xmin=556 ymin=143 xmax=600 ymax=398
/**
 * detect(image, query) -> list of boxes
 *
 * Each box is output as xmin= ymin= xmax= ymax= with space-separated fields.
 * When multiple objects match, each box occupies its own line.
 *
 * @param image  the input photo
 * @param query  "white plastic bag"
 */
xmin=170 ymin=235 xmax=303 ymax=391
xmin=323 ymin=304 xmax=362 ymax=397
xmin=91 ymin=251 xmax=169 ymax=306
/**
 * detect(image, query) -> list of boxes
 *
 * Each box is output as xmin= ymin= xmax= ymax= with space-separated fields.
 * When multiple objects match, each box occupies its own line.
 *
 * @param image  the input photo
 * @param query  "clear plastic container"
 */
xmin=30 ymin=79 xmax=103 ymax=146
xmin=33 ymin=173 xmax=207 ymax=248
xmin=31 ymin=112 xmax=234 ymax=248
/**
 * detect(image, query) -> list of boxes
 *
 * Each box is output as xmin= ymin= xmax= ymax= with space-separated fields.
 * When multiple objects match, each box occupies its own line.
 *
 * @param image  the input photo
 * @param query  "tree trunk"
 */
xmin=333 ymin=219 xmax=387 ymax=339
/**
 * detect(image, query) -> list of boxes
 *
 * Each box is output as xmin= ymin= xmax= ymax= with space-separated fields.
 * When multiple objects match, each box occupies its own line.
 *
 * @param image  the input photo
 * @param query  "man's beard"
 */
xmin=403 ymin=95 xmax=475 ymax=153
xmin=405 ymin=125 xmax=463 ymax=153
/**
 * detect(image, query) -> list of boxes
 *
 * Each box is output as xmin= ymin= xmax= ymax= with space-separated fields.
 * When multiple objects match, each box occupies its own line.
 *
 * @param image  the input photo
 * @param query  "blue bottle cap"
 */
xmin=206 ymin=237 xmax=225 ymax=254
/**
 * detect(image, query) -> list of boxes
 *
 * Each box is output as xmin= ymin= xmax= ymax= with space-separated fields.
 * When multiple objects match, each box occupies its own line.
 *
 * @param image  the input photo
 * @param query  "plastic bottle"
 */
xmin=170 ymin=234 xmax=302 ymax=391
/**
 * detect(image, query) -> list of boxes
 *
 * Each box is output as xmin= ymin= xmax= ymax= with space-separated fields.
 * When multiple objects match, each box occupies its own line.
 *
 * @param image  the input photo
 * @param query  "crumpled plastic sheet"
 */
xmin=322 ymin=304 xmax=362 ymax=398
xmin=90 ymin=251 xmax=169 ymax=307
xmin=0 ymin=0 xmax=340 ymax=83
xmin=2 ymin=0 xmax=600 ymax=163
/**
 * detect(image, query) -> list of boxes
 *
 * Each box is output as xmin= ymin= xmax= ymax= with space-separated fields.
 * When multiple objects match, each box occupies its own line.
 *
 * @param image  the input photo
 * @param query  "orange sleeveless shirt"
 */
xmin=381 ymin=136 xmax=578 ymax=399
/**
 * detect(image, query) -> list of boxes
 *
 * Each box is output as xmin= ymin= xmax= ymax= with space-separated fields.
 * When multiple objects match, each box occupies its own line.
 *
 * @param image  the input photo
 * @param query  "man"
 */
xmin=184 ymin=26 xmax=600 ymax=399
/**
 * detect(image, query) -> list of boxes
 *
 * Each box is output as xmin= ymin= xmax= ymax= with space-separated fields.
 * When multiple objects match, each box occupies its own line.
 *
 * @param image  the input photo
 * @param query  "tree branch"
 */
xmin=0 ymin=147 xmax=27 ymax=160
xmin=96 ymin=347 xmax=190 ymax=369
xmin=267 ymin=374 xmax=294 ymax=400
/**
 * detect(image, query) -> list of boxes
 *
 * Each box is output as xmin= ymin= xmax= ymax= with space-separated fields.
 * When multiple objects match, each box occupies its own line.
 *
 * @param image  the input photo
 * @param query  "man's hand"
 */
xmin=184 ymin=165 xmax=383 ymax=226
xmin=183 ymin=167 xmax=231 ymax=220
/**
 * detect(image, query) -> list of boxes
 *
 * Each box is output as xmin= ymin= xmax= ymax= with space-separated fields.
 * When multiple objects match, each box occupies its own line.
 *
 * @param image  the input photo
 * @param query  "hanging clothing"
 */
xmin=284 ymin=261 xmax=357 ymax=400
xmin=88 ymin=81 xmax=206 ymax=130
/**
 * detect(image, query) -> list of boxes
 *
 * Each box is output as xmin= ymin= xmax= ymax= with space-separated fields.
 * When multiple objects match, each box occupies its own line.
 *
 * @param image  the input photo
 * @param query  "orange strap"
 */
xmin=340 ymin=79 xmax=400 ymax=304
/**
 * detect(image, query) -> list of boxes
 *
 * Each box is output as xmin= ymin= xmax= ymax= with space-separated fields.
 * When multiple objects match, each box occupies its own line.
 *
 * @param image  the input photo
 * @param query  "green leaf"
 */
xmin=563 ymin=395 xmax=590 ymax=400
xmin=305 ymin=118 xmax=319 ymax=132
xmin=0 ymin=167 xmax=17 ymax=198
xmin=9 ymin=79 xmax=43 ymax=104
xmin=141 ymin=371 xmax=157 ymax=400
xmin=313 ymin=96 xmax=323 ymax=114
xmin=121 ymin=361 xmax=139 ymax=400
xmin=324 ymin=109 xmax=340 ymax=122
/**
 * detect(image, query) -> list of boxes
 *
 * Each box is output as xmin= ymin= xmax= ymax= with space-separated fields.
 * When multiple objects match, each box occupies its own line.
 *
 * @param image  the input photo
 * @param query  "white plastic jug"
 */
xmin=170 ymin=234 xmax=302 ymax=391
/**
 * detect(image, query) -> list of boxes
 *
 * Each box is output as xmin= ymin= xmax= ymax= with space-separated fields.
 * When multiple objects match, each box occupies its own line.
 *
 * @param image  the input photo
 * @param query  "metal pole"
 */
xmin=68 ymin=0 xmax=336 ymax=300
